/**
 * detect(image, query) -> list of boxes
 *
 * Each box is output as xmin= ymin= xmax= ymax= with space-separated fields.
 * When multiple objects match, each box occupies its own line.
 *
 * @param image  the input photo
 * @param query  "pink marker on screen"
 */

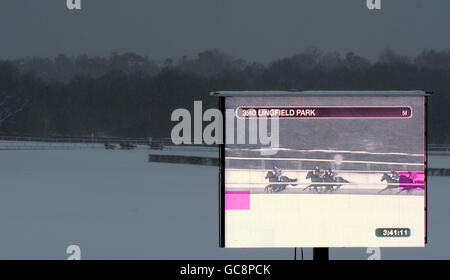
xmin=225 ymin=191 xmax=250 ymax=210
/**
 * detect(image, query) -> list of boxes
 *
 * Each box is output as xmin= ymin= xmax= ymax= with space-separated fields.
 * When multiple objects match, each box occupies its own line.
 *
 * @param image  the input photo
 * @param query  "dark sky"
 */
xmin=0 ymin=0 xmax=449 ymax=62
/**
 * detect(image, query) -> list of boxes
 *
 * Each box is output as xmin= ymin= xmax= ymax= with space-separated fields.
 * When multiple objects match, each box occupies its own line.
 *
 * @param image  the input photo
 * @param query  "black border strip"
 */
xmin=424 ymin=93 xmax=430 ymax=244
xmin=219 ymin=96 xmax=226 ymax=247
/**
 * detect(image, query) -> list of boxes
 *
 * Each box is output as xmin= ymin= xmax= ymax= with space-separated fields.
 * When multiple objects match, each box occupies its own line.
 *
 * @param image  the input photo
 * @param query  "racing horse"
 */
xmin=264 ymin=171 xmax=298 ymax=193
xmin=304 ymin=171 xmax=349 ymax=193
xmin=322 ymin=174 xmax=349 ymax=192
xmin=303 ymin=171 xmax=324 ymax=192
xmin=380 ymin=172 xmax=424 ymax=194
xmin=378 ymin=173 xmax=399 ymax=193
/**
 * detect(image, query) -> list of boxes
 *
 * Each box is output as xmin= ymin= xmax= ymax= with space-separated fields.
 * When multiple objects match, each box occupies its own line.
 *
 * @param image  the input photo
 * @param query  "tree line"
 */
xmin=0 ymin=48 xmax=449 ymax=143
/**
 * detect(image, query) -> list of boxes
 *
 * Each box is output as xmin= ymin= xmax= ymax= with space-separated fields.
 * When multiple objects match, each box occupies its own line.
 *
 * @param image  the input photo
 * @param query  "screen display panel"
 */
xmin=223 ymin=95 xmax=426 ymax=248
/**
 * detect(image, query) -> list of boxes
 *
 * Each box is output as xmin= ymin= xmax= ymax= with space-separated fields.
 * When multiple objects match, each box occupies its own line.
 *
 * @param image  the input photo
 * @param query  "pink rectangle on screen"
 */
xmin=225 ymin=191 xmax=250 ymax=210
xmin=399 ymin=171 xmax=425 ymax=190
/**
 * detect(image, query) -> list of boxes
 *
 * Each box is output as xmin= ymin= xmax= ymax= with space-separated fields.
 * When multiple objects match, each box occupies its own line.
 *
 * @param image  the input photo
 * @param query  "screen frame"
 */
xmin=217 ymin=91 xmax=430 ymax=248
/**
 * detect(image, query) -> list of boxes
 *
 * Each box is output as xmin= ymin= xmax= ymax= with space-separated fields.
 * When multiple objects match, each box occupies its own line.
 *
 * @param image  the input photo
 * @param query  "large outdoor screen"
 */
xmin=223 ymin=94 xmax=426 ymax=248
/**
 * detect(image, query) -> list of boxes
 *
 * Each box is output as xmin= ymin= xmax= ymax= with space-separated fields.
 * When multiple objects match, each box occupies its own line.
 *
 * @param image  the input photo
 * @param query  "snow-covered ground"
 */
xmin=0 ymin=149 xmax=449 ymax=259
xmin=0 ymin=140 xmax=219 ymax=157
xmin=0 ymin=140 xmax=106 ymax=150
xmin=148 ymin=145 xmax=218 ymax=158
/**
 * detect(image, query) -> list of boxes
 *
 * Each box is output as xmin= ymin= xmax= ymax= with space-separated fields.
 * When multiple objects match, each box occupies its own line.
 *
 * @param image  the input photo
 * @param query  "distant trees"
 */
xmin=1 ymin=49 xmax=450 ymax=143
xmin=14 ymin=53 xmax=160 ymax=84
xmin=0 ymin=61 xmax=29 ymax=131
xmin=176 ymin=50 xmax=247 ymax=77
xmin=0 ymin=93 xmax=28 ymax=131
xmin=415 ymin=50 xmax=450 ymax=72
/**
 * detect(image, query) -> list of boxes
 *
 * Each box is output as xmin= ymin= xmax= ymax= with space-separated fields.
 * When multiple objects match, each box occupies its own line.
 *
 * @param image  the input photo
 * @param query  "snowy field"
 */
xmin=148 ymin=145 xmax=218 ymax=158
xmin=0 ymin=149 xmax=449 ymax=259
xmin=0 ymin=140 xmax=219 ymax=157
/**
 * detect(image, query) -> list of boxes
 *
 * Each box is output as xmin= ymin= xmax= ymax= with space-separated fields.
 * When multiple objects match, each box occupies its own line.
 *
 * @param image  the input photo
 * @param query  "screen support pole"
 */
xmin=313 ymin=248 xmax=329 ymax=260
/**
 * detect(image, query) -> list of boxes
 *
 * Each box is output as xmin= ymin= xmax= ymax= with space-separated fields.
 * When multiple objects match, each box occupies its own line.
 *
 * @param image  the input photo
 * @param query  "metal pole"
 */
xmin=313 ymin=248 xmax=329 ymax=261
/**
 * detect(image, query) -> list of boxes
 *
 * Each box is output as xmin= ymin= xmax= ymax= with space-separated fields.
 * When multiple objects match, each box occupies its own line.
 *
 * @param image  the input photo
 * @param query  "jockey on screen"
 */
xmin=313 ymin=165 xmax=320 ymax=177
xmin=324 ymin=168 xmax=335 ymax=179
xmin=274 ymin=166 xmax=283 ymax=181
xmin=390 ymin=169 xmax=399 ymax=181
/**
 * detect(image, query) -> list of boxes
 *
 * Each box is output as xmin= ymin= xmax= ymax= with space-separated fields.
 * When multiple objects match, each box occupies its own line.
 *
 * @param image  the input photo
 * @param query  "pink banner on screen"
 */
xmin=399 ymin=171 xmax=425 ymax=190
xmin=225 ymin=191 xmax=250 ymax=210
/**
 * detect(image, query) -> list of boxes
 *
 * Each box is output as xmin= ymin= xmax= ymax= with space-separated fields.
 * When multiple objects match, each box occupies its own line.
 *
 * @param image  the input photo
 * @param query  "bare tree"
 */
xmin=0 ymin=92 xmax=28 ymax=131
